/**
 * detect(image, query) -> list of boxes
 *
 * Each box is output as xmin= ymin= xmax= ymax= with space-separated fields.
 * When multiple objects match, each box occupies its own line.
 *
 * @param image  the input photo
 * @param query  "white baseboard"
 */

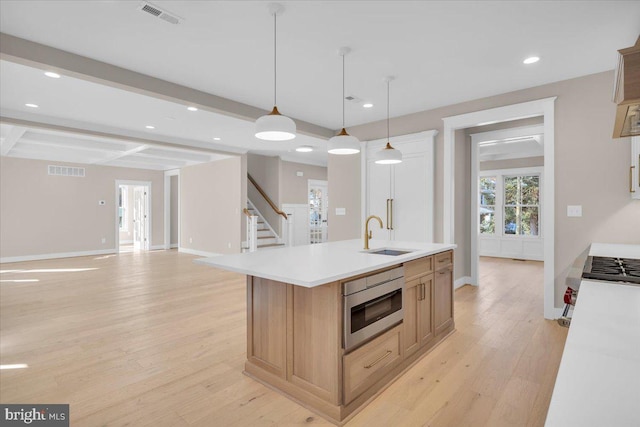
xmin=454 ymin=276 xmax=474 ymax=289
xmin=119 ymin=239 xmax=134 ymax=244
xmin=0 ymin=249 xmax=115 ymax=264
xmin=170 ymin=243 xmax=178 ymax=249
xmin=150 ymin=245 xmax=165 ymax=250
xmin=178 ymin=247 xmax=223 ymax=258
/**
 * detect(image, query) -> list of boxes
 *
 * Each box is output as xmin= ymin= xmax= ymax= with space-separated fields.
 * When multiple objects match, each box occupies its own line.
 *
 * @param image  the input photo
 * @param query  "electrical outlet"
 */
xmin=101 ymin=237 xmax=106 ymax=244
xmin=98 ymin=200 xmax=106 ymax=206
xmin=189 ymin=237 xmax=193 ymax=244
xmin=228 ymin=242 xmax=232 ymax=248
xmin=567 ymin=205 xmax=582 ymax=217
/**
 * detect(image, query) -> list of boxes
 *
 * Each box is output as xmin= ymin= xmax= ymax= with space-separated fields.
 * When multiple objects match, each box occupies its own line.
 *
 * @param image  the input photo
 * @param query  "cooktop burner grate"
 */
xmin=582 ymin=256 xmax=640 ymax=285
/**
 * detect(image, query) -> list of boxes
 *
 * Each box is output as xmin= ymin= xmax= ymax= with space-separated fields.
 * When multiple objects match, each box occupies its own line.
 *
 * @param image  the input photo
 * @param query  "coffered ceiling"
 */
xmin=0 ymin=1 xmax=639 ymax=169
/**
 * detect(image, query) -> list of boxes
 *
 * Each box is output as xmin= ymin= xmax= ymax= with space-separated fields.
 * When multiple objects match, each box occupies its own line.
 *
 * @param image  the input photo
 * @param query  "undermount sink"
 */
xmin=363 ymin=248 xmax=415 ymax=256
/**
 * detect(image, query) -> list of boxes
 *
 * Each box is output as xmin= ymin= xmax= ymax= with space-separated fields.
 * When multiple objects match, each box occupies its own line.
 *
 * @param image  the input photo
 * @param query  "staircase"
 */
xmin=245 ymin=202 xmax=285 ymax=250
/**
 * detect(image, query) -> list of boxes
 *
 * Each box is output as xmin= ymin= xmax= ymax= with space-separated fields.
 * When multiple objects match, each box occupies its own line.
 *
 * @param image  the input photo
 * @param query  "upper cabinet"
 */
xmin=613 ymin=36 xmax=640 ymax=139
xmin=365 ymin=131 xmax=437 ymax=242
xmin=632 ymin=137 xmax=640 ymax=199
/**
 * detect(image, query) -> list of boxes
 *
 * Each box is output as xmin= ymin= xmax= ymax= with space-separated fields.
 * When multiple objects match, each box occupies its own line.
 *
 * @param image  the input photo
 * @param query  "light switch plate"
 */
xmin=296 ymin=171 xmax=304 ymax=177
xmin=567 ymin=205 xmax=582 ymax=217
xmin=335 ymin=208 xmax=346 ymax=216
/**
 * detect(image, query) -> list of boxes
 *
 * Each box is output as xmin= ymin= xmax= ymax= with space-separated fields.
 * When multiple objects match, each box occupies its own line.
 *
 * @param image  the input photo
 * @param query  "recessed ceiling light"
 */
xmin=363 ymin=103 xmax=373 ymax=108
xmin=187 ymin=106 xmax=198 ymax=112
xmin=44 ymin=71 xmax=61 ymax=78
xmin=25 ymin=103 xmax=39 ymax=108
xmin=296 ymin=146 xmax=313 ymax=152
xmin=145 ymin=125 xmax=155 ymax=129
xmin=523 ymin=56 xmax=540 ymax=65
xmin=213 ymin=137 xmax=221 ymax=141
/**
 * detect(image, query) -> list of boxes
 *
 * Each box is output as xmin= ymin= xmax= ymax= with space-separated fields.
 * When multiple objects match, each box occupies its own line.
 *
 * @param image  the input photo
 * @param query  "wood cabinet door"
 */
xmin=434 ymin=266 xmax=453 ymax=335
xmin=419 ymin=275 xmax=434 ymax=347
xmin=403 ymin=278 xmax=420 ymax=358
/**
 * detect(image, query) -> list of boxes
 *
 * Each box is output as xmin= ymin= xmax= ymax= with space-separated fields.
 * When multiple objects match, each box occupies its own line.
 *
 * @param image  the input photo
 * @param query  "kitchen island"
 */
xmin=197 ymin=239 xmax=456 ymax=424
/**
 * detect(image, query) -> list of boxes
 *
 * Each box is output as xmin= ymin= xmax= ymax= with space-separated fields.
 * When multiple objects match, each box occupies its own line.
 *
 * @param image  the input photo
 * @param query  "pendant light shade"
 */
xmin=328 ymin=128 xmax=360 ymax=154
xmin=327 ymin=47 xmax=360 ymax=155
xmin=255 ymin=3 xmax=296 ymax=141
xmin=255 ymin=106 xmax=296 ymax=141
xmin=374 ymin=76 xmax=402 ymax=165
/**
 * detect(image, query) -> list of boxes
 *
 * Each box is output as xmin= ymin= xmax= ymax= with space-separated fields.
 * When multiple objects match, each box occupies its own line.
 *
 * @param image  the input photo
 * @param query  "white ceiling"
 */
xmin=0 ymin=1 xmax=639 ymax=169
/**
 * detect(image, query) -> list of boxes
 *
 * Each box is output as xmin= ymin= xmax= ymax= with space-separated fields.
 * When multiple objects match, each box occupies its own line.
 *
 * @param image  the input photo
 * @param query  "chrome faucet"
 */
xmin=364 ymin=215 xmax=383 ymax=250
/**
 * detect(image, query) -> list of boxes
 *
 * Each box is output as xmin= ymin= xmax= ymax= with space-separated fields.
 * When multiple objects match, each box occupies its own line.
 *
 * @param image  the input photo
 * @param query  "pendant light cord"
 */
xmin=342 ymin=54 xmax=345 ymax=128
xmin=387 ymin=79 xmax=390 ymax=141
xmin=273 ymin=12 xmax=277 ymax=106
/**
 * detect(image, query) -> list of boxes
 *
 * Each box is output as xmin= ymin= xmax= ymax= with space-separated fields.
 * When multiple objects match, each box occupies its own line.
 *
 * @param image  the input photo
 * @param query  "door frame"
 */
xmin=164 ymin=169 xmax=180 ymax=250
xmin=115 ymin=180 xmax=152 ymax=253
xmin=442 ymin=97 xmax=556 ymax=319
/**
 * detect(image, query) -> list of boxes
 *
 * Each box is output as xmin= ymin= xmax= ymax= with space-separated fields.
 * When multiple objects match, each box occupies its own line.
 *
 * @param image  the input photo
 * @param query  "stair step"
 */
xmin=257 ymin=236 xmax=275 ymax=239
xmin=258 ymin=243 xmax=286 ymax=249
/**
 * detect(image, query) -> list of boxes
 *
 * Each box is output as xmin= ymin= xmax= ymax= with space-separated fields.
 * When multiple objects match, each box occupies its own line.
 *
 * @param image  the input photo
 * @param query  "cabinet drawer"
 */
xmin=435 ymin=251 xmax=453 ymax=269
xmin=343 ymin=325 xmax=402 ymax=404
xmin=404 ymin=256 xmax=433 ymax=279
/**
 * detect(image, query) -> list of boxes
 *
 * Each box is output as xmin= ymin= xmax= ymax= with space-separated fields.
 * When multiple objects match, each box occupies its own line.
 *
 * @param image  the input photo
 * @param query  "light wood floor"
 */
xmin=0 ymin=252 xmax=567 ymax=426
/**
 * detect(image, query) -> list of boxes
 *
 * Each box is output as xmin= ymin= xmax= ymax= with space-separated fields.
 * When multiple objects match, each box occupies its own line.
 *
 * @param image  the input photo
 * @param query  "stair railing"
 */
xmin=243 ymin=208 xmax=258 ymax=252
xmin=247 ymin=174 xmax=288 ymax=220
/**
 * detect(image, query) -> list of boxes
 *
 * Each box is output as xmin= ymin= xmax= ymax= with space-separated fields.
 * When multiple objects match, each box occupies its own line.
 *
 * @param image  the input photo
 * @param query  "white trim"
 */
xmin=469 ymin=124 xmax=545 ymax=142
xmin=170 ymin=244 xmax=178 ymax=249
xmin=178 ymin=247 xmax=222 ymax=257
xmin=443 ymin=96 xmax=556 ymax=319
xmin=164 ymin=169 xmax=180 ymax=250
xmin=119 ymin=239 xmax=134 ymax=244
xmin=1 ymin=249 xmax=115 ymax=264
xmin=454 ymin=276 xmax=473 ymax=289
xmin=150 ymin=245 xmax=165 ymax=250
xmin=115 ymin=180 xmax=152 ymax=253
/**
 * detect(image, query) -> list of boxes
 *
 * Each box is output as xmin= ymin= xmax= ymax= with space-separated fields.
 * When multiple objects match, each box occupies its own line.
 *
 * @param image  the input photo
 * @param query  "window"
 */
xmin=479 ymin=176 xmax=496 ymax=234
xmin=504 ymin=175 xmax=539 ymax=236
xmin=118 ymin=186 xmax=128 ymax=231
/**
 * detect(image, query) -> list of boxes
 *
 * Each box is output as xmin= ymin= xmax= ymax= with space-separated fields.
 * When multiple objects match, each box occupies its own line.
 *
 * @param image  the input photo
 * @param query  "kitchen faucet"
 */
xmin=364 ymin=215 xmax=383 ymax=250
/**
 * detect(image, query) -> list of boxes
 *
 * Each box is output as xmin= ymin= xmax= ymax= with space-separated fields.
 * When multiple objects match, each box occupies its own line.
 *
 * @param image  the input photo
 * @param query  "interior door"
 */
xmin=133 ymin=186 xmax=148 ymax=250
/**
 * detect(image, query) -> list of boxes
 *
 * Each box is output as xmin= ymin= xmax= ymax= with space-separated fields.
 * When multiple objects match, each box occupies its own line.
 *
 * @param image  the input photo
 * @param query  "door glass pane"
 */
xmin=521 ymin=176 xmax=539 ymax=205
xmin=504 ymin=207 xmax=517 ymax=234
xmin=520 ymin=207 xmax=539 ymax=236
xmin=479 ymin=176 xmax=496 ymax=234
xmin=504 ymin=176 xmax=518 ymax=205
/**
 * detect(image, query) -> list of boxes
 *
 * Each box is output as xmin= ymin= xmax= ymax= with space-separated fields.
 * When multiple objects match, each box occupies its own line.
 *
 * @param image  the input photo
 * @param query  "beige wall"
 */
xmin=339 ymin=70 xmax=640 ymax=308
xmin=179 ymin=157 xmax=242 ymax=255
xmin=170 ymin=175 xmax=179 ymax=246
xmin=328 ymin=153 xmax=361 ymax=241
xmin=0 ymin=156 xmax=164 ymax=260
xmin=280 ymin=161 xmax=327 ymax=205
xmin=480 ymin=156 xmax=544 ymax=171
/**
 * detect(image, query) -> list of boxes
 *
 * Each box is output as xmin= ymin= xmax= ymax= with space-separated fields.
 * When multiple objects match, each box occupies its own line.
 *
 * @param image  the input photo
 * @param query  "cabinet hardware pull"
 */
xmin=631 ymin=166 xmax=636 ymax=193
xmin=421 ymin=283 xmax=426 ymax=300
xmin=438 ymin=258 xmax=448 ymax=263
xmin=390 ymin=199 xmax=394 ymax=230
xmin=364 ymin=350 xmax=392 ymax=369
xmin=386 ymin=199 xmax=391 ymax=229
xmin=439 ymin=270 xmax=448 ymax=275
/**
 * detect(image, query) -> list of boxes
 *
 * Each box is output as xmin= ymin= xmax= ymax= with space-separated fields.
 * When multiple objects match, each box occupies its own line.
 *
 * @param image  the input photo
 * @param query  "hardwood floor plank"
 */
xmin=0 ymin=252 xmax=567 ymax=426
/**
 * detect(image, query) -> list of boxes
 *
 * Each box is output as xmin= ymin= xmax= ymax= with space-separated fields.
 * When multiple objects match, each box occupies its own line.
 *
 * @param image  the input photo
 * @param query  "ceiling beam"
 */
xmin=0 ymin=125 xmax=26 ymax=155
xmin=94 ymin=144 xmax=149 ymax=165
xmin=0 ymin=33 xmax=335 ymax=140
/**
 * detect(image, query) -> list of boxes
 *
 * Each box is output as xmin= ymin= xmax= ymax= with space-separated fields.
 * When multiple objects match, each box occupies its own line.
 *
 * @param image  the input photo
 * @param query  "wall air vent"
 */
xmin=138 ymin=2 xmax=182 ymax=25
xmin=48 ymin=165 xmax=85 ymax=177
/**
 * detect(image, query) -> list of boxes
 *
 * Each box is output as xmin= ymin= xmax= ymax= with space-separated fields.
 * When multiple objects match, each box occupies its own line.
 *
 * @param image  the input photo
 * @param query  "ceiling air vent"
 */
xmin=138 ymin=2 xmax=182 ymax=25
xmin=48 ymin=165 xmax=85 ymax=177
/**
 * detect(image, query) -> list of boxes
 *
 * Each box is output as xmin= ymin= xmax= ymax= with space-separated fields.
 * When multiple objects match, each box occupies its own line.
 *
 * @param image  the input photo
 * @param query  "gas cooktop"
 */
xmin=582 ymin=256 xmax=640 ymax=285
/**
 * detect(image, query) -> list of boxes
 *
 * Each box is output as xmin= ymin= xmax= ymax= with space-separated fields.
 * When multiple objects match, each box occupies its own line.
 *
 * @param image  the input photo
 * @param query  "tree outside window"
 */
xmin=504 ymin=175 xmax=539 ymax=236
xmin=479 ymin=177 xmax=496 ymax=234
xmin=119 ymin=186 xmax=128 ymax=231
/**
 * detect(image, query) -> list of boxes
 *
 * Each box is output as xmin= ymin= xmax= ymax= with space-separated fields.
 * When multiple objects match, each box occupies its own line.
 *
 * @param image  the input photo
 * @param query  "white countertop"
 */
xmin=589 ymin=242 xmax=640 ymax=259
xmin=545 ymin=280 xmax=640 ymax=426
xmin=195 ymin=239 xmax=456 ymax=287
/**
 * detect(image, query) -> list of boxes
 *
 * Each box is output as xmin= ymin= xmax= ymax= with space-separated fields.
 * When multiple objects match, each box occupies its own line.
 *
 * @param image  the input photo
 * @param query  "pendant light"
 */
xmin=327 ymin=47 xmax=360 ymax=155
xmin=373 ymin=76 xmax=402 ymax=164
xmin=255 ymin=3 xmax=296 ymax=141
